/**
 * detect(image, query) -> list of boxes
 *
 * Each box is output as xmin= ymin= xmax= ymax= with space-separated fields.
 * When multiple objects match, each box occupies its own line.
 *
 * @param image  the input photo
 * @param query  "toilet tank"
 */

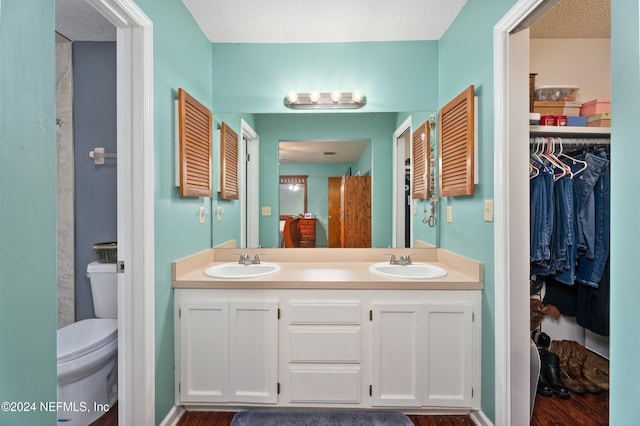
xmin=87 ymin=261 xmax=118 ymax=319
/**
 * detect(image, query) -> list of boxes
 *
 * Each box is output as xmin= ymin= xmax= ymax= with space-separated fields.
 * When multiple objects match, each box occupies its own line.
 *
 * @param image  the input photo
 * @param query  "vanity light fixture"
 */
xmin=284 ymin=90 xmax=366 ymax=109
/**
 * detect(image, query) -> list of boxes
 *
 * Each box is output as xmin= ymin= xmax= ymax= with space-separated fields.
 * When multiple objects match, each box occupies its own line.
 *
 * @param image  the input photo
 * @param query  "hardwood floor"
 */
xmin=89 ymin=392 xmax=609 ymax=425
xmin=531 ymin=390 xmax=609 ymax=426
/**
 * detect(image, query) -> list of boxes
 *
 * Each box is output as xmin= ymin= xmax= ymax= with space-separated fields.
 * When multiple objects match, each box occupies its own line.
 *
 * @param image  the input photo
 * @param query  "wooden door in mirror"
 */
xmin=412 ymin=121 xmax=430 ymax=199
xmin=220 ymin=122 xmax=239 ymax=200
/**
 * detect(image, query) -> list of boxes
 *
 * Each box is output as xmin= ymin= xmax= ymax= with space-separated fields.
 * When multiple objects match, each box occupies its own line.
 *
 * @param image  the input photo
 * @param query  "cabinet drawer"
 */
xmin=290 ymin=329 xmax=360 ymax=363
xmin=290 ymin=303 xmax=360 ymax=324
xmin=289 ymin=366 xmax=361 ymax=403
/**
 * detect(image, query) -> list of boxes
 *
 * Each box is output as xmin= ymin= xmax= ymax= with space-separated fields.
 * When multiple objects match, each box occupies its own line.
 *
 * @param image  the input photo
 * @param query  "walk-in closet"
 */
xmin=528 ymin=1 xmax=610 ymax=424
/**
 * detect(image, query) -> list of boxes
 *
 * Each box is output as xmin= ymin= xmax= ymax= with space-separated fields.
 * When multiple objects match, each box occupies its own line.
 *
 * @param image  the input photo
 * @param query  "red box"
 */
xmin=580 ymin=99 xmax=611 ymax=116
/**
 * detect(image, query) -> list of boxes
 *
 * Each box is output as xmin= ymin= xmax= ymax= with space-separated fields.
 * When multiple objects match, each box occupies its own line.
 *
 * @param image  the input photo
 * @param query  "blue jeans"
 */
xmin=530 ymin=172 xmax=557 ymax=277
xmin=553 ymin=176 xmax=576 ymax=285
xmin=530 ymin=173 xmax=554 ymax=269
xmin=573 ymin=152 xmax=609 ymax=259
xmin=576 ymin=150 xmax=610 ymax=287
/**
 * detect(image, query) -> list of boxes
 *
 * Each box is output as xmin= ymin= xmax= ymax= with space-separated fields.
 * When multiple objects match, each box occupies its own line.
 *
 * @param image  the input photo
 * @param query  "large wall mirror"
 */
xmin=212 ymin=111 xmax=439 ymax=249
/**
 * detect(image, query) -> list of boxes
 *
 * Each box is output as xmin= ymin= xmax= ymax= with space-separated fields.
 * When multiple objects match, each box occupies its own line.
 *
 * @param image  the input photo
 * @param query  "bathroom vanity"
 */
xmin=172 ymin=248 xmax=482 ymax=413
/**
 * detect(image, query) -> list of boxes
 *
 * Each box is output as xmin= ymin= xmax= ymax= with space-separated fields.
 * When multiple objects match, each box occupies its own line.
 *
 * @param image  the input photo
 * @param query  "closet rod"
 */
xmin=529 ymin=137 xmax=610 ymax=146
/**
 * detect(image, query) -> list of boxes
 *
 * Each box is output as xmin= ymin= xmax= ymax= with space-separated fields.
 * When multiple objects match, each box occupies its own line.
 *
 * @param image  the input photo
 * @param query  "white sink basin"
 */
xmin=204 ymin=262 xmax=280 ymax=279
xmin=369 ymin=262 xmax=447 ymax=279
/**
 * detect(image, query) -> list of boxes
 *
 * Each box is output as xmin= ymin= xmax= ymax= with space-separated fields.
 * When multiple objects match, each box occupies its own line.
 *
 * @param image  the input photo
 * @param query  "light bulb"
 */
xmin=352 ymin=90 xmax=364 ymax=103
xmin=309 ymin=91 xmax=320 ymax=103
xmin=330 ymin=90 xmax=342 ymax=103
xmin=287 ymin=91 xmax=299 ymax=103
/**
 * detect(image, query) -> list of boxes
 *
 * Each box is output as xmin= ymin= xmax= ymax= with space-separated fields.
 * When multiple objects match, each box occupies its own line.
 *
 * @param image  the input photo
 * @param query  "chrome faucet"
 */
xmin=386 ymin=253 xmax=416 ymax=265
xmin=237 ymin=253 xmax=261 ymax=265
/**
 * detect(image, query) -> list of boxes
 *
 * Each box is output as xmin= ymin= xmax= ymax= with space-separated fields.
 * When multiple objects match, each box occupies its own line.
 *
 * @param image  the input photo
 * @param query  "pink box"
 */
xmin=580 ymin=99 xmax=611 ymax=116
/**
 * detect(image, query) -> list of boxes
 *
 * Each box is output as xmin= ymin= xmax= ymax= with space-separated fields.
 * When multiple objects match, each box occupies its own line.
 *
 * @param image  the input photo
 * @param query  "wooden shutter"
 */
xmin=178 ymin=88 xmax=212 ymax=197
xmin=220 ymin=122 xmax=239 ymax=200
xmin=439 ymin=85 xmax=475 ymax=197
xmin=412 ymin=122 xmax=430 ymax=199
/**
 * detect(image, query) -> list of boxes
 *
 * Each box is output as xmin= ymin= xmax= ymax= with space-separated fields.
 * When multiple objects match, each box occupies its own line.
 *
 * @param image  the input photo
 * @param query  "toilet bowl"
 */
xmin=57 ymin=261 xmax=118 ymax=425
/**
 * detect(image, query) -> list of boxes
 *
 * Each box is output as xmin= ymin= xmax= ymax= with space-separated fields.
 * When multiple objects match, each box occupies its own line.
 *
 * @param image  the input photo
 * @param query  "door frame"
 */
xmin=493 ymin=1 xmax=558 ymax=424
xmin=87 ymin=0 xmax=155 ymax=424
xmin=240 ymin=119 xmax=259 ymax=248
xmin=392 ymin=116 xmax=413 ymax=248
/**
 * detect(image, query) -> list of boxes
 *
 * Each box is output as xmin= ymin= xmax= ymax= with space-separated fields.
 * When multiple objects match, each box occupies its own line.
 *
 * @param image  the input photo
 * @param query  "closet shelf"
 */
xmin=530 ymin=125 xmax=610 ymax=138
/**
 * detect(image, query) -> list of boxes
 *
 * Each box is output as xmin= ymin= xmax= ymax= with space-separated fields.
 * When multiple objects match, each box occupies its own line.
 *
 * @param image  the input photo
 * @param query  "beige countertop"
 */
xmin=173 ymin=248 xmax=483 ymax=291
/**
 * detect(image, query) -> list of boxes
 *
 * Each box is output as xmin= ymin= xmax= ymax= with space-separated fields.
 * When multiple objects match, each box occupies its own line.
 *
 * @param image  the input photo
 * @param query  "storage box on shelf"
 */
xmin=533 ymin=101 xmax=582 ymax=117
xmin=534 ymin=85 xmax=579 ymax=102
xmin=580 ymin=99 xmax=611 ymax=116
xmin=587 ymin=113 xmax=611 ymax=128
xmin=567 ymin=116 xmax=587 ymax=127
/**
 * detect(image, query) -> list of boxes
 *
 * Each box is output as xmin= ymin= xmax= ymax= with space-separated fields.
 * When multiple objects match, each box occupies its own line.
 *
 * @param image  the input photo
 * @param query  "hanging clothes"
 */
xmin=529 ymin=139 xmax=610 ymax=336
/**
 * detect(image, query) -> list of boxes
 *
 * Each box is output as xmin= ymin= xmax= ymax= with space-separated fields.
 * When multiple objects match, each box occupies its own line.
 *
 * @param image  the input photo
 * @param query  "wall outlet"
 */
xmin=446 ymin=205 xmax=453 ymax=223
xmin=262 ymin=206 xmax=271 ymax=216
xmin=484 ymin=199 xmax=494 ymax=222
xmin=216 ymin=206 xmax=223 ymax=222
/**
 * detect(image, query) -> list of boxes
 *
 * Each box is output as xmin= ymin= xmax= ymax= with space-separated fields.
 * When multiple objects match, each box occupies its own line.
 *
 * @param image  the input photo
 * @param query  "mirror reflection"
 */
xmin=212 ymin=112 xmax=438 ymax=249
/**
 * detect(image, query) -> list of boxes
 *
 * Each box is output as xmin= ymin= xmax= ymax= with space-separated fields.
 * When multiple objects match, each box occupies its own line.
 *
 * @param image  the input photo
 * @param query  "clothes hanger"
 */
xmin=556 ymin=137 xmax=588 ymax=177
xmin=541 ymin=137 xmax=569 ymax=180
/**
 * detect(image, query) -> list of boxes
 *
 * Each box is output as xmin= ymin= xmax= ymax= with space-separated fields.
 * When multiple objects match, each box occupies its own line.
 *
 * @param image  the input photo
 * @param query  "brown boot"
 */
xmin=550 ymin=340 xmax=584 ymax=394
xmin=568 ymin=341 xmax=604 ymax=393
xmin=584 ymin=349 xmax=609 ymax=391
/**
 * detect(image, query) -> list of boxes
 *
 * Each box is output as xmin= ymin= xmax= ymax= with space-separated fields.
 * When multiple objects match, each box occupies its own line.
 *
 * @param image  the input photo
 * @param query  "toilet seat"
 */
xmin=58 ymin=318 xmax=118 ymax=362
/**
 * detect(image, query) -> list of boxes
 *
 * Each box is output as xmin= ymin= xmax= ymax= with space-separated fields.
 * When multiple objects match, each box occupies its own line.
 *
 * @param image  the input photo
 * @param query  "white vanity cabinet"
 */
xmin=175 ymin=289 xmax=480 ymax=412
xmin=371 ymin=300 xmax=474 ymax=408
xmin=175 ymin=291 xmax=279 ymax=405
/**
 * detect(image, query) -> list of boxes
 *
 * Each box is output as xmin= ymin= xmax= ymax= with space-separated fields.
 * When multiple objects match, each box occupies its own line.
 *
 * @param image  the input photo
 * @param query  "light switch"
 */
xmin=262 ymin=206 xmax=271 ymax=216
xmin=446 ymin=206 xmax=453 ymax=223
xmin=216 ymin=207 xmax=223 ymax=222
xmin=199 ymin=207 xmax=206 ymax=224
xmin=484 ymin=199 xmax=494 ymax=222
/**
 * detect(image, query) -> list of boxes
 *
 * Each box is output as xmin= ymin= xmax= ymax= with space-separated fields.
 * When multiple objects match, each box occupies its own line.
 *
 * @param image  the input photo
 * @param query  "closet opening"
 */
xmin=527 ymin=1 xmax=611 ymax=424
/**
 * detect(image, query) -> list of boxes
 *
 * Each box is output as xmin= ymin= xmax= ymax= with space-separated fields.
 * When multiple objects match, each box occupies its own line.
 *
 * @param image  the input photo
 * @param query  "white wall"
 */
xmin=531 ymin=38 xmax=611 ymax=103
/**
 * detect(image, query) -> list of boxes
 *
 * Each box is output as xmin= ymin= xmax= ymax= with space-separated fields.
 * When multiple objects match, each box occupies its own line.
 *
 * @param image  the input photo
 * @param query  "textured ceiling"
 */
xmin=55 ymin=0 xmax=115 ymax=41
xmin=530 ymin=0 xmax=610 ymax=39
xmin=182 ymin=0 xmax=467 ymax=43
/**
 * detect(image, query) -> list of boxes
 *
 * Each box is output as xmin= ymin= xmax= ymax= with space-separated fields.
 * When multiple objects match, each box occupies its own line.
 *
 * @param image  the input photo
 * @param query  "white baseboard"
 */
xmin=159 ymin=405 xmax=185 ymax=426
xmin=470 ymin=409 xmax=493 ymax=426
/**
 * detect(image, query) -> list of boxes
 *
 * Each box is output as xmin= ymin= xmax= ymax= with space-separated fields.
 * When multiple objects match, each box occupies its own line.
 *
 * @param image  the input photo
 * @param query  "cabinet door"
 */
xmin=371 ymin=303 xmax=422 ymax=407
xmin=179 ymin=300 xmax=229 ymax=403
xmin=229 ymin=301 xmax=279 ymax=404
xmin=422 ymin=303 xmax=473 ymax=407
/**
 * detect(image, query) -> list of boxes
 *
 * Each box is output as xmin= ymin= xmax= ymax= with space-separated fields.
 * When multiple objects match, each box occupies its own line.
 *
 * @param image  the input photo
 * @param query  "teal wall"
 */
xmin=255 ymin=113 xmax=398 ymax=248
xmin=610 ymin=2 xmax=640 ymax=424
xmin=133 ymin=0 xmax=214 ymax=421
xmin=0 ymin=1 xmax=57 ymax=424
xmin=438 ymin=0 xmax=516 ymax=420
xmin=211 ymin=41 xmax=439 ymax=113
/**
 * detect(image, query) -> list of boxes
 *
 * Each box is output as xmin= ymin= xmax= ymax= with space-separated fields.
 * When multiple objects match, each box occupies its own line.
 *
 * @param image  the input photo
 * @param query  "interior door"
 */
xmin=327 ymin=177 xmax=342 ymax=248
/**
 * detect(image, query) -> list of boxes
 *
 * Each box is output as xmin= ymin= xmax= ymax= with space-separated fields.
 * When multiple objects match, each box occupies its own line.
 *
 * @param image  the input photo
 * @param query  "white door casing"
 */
xmin=86 ymin=0 xmax=155 ymax=424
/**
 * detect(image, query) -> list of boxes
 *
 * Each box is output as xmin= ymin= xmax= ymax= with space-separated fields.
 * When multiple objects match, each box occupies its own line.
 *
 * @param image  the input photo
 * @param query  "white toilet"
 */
xmin=57 ymin=261 xmax=118 ymax=425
